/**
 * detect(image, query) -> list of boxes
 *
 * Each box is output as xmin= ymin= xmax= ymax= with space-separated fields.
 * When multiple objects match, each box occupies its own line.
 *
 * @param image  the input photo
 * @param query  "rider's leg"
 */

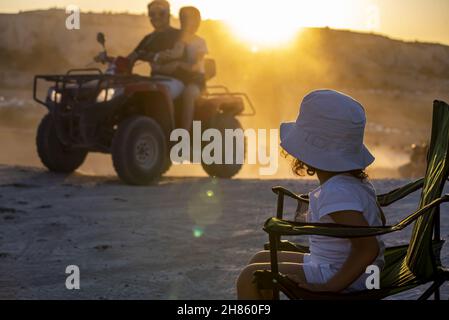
xmin=181 ymin=83 xmax=201 ymax=131
xmin=166 ymin=78 xmax=185 ymax=100
xmin=153 ymin=76 xmax=185 ymax=100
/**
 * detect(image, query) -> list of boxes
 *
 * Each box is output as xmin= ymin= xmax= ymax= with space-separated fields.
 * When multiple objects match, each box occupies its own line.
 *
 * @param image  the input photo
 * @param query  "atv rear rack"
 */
xmin=206 ymin=85 xmax=256 ymax=116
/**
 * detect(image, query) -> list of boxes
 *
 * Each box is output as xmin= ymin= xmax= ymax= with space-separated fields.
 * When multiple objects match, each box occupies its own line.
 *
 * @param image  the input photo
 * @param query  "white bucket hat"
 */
xmin=280 ymin=89 xmax=374 ymax=172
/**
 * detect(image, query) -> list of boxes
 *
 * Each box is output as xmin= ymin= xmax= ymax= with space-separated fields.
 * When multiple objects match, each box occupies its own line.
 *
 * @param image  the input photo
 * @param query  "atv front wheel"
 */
xmin=201 ymin=115 xmax=244 ymax=179
xmin=36 ymin=114 xmax=87 ymax=173
xmin=112 ymin=116 xmax=167 ymax=185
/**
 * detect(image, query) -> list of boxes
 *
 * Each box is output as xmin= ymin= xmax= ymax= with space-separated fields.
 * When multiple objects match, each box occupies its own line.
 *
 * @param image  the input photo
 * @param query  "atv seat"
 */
xmin=204 ymin=59 xmax=216 ymax=81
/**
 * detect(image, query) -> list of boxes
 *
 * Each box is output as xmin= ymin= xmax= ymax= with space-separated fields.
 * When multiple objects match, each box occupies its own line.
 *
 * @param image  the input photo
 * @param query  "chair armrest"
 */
xmin=377 ymin=178 xmax=424 ymax=207
xmin=272 ymin=186 xmax=309 ymax=203
xmin=263 ymin=194 xmax=449 ymax=238
xmin=264 ymin=217 xmax=394 ymax=238
xmin=272 ymin=178 xmax=424 ymax=208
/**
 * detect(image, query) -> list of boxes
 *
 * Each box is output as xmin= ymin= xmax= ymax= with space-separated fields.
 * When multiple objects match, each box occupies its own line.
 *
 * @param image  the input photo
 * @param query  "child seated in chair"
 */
xmin=236 ymin=89 xmax=385 ymax=299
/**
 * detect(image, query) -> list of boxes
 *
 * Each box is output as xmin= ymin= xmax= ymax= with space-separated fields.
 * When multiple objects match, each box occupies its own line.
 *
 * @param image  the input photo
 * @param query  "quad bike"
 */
xmin=398 ymin=143 xmax=428 ymax=178
xmin=33 ymin=32 xmax=255 ymax=185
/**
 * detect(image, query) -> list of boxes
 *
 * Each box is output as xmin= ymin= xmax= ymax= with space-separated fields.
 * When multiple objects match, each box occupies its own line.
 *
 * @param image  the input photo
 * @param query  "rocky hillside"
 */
xmin=1 ymin=9 xmax=448 ymax=89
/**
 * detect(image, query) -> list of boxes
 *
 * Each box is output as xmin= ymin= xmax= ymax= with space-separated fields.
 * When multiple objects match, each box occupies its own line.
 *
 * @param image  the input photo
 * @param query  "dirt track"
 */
xmin=1 ymin=165 xmax=448 ymax=299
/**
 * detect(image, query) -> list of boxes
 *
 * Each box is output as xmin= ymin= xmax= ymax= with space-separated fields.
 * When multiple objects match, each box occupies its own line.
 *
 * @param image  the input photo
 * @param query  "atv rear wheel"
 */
xmin=112 ymin=116 xmax=167 ymax=185
xmin=201 ymin=115 xmax=244 ymax=179
xmin=36 ymin=114 xmax=87 ymax=173
xmin=161 ymin=157 xmax=172 ymax=175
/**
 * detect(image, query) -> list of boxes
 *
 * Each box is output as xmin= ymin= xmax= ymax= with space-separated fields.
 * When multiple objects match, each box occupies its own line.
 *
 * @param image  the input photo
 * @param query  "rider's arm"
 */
xmin=157 ymin=41 xmax=185 ymax=63
xmin=136 ymin=51 xmax=157 ymax=63
xmin=151 ymin=61 xmax=179 ymax=75
xmin=127 ymin=49 xmax=157 ymax=65
xmin=128 ymin=34 xmax=157 ymax=64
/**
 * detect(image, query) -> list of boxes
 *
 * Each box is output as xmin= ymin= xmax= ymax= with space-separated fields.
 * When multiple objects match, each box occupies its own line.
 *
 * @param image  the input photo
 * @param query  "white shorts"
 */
xmin=302 ymin=254 xmax=370 ymax=292
xmin=302 ymin=254 xmax=336 ymax=285
xmin=152 ymin=75 xmax=184 ymax=100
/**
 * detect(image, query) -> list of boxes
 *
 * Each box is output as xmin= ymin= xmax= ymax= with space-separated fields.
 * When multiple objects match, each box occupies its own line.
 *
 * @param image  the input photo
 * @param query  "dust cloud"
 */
xmin=1 ymin=10 xmax=448 ymax=179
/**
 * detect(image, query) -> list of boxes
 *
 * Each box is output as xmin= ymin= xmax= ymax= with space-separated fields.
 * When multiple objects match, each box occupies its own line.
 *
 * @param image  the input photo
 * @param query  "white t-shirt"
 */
xmin=307 ymin=174 xmax=385 ymax=270
xmin=185 ymin=35 xmax=208 ymax=74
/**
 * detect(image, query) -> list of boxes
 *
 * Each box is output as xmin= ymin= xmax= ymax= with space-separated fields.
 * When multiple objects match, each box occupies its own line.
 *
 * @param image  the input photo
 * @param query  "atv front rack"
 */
xmin=33 ymin=69 xmax=174 ymax=150
xmin=33 ymin=69 xmax=165 ymax=106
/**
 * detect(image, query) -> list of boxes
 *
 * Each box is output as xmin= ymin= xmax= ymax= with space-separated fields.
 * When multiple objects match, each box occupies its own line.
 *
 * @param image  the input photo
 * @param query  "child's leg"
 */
xmin=248 ymin=250 xmax=304 ymax=264
xmin=236 ymin=262 xmax=306 ymax=300
xmin=181 ymin=83 xmax=201 ymax=131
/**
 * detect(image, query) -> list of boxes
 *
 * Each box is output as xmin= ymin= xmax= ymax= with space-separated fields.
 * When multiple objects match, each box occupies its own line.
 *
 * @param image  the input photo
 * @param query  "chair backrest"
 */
xmin=406 ymin=100 xmax=449 ymax=278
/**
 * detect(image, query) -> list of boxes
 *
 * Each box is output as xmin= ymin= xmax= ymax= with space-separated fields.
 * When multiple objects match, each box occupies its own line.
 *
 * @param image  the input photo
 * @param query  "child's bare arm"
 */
xmin=325 ymin=211 xmax=379 ymax=292
xmin=297 ymin=211 xmax=379 ymax=292
xmin=176 ymin=52 xmax=207 ymax=72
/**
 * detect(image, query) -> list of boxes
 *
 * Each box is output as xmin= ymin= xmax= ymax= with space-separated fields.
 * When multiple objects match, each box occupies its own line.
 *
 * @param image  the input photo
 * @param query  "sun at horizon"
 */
xmin=172 ymin=0 xmax=379 ymax=48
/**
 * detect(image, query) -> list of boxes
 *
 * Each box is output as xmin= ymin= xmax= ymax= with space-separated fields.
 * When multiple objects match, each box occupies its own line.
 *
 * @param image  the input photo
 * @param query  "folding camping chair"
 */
xmin=254 ymin=100 xmax=449 ymax=300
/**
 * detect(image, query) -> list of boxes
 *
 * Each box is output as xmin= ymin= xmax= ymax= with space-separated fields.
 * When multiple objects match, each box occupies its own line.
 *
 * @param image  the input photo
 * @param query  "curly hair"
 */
xmin=282 ymin=150 xmax=368 ymax=181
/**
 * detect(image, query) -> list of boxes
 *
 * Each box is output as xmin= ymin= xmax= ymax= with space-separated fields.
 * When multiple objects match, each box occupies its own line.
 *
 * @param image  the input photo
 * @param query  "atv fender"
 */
xmin=121 ymin=82 xmax=175 ymax=140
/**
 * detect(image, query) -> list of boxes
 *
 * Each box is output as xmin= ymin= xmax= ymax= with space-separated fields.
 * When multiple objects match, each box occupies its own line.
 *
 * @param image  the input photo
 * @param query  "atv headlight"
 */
xmin=49 ymin=89 xmax=62 ymax=103
xmin=96 ymin=88 xmax=122 ymax=103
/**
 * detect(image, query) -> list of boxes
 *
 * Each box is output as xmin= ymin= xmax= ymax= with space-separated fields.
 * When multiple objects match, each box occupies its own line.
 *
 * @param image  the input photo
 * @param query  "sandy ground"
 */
xmin=1 ymin=9 xmax=448 ymax=300
xmin=0 ymin=165 xmax=448 ymax=300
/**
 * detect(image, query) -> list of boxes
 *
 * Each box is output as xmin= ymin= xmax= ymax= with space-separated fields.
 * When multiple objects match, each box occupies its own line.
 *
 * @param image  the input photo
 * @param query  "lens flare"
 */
xmin=187 ymin=180 xmax=223 ymax=234
xmin=193 ymin=226 xmax=204 ymax=238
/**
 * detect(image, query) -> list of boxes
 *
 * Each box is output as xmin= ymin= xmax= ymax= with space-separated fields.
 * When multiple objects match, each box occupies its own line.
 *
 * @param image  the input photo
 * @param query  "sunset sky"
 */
xmin=1 ymin=0 xmax=449 ymax=46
